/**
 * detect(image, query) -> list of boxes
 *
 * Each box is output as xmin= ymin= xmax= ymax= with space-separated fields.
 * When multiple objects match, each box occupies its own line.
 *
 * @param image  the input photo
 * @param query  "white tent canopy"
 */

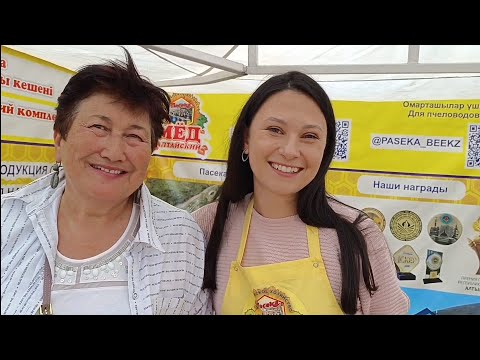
xmin=7 ymin=45 xmax=480 ymax=100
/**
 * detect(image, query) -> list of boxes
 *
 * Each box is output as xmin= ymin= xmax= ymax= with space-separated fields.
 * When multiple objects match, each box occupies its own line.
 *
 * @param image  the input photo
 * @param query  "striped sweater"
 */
xmin=192 ymin=194 xmax=410 ymax=315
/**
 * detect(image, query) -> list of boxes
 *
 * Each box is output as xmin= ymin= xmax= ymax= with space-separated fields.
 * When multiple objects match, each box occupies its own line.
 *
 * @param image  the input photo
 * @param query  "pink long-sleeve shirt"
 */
xmin=192 ymin=194 xmax=410 ymax=315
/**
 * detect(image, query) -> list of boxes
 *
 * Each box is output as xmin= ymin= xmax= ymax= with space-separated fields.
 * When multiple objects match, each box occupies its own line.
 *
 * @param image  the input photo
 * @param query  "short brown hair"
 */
xmin=54 ymin=47 xmax=170 ymax=151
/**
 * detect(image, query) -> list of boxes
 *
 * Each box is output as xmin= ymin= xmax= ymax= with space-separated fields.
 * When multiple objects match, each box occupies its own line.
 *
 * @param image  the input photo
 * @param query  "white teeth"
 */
xmin=92 ymin=165 xmax=123 ymax=175
xmin=270 ymin=163 xmax=300 ymax=174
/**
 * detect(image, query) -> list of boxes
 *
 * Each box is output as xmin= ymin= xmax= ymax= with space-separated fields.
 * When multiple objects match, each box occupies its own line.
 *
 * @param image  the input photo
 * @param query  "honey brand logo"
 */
xmin=157 ymin=93 xmax=211 ymax=159
xmin=244 ymin=286 xmax=302 ymax=315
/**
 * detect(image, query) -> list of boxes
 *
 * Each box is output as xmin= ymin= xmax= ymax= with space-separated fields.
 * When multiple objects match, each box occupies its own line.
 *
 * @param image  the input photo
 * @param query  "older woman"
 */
xmin=1 ymin=48 xmax=212 ymax=315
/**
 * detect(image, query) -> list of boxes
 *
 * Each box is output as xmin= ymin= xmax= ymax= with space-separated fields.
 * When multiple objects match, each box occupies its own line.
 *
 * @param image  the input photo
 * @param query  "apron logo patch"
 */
xmin=245 ymin=286 xmax=302 ymax=315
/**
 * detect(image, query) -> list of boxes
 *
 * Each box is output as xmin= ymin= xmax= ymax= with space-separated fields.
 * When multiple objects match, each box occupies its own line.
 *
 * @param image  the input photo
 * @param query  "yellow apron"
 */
xmin=221 ymin=199 xmax=344 ymax=315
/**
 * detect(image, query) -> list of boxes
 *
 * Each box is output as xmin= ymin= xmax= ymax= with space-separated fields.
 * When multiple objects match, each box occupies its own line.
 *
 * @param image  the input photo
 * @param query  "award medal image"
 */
xmin=393 ymin=245 xmax=419 ymax=280
xmin=362 ymin=208 xmax=386 ymax=231
xmin=467 ymin=217 xmax=480 ymax=275
xmin=428 ymin=213 xmax=463 ymax=246
xmin=390 ymin=210 xmax=422 ymax=241
xmin=423 ymin=249 xmax=444 ymax=284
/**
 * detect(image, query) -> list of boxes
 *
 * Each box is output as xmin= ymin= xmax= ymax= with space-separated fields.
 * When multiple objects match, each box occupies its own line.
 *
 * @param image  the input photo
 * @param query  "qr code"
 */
xmin=334 ymin=120 xmax=351 ymax=162
xmin=466 ymin=124 xmax=480 ymax=169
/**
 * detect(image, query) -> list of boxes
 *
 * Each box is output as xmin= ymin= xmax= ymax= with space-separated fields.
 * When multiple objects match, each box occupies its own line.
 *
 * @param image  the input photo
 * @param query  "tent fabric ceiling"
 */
xmin=6 ymin=45 xmax=480 ymax=101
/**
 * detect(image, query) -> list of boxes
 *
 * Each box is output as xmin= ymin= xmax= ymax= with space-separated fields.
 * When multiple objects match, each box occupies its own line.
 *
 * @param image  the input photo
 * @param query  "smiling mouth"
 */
xmin=269 ymin=162 xmax=302 ymax=174
xmin=91 ymin=164 xmax=126 ymax=175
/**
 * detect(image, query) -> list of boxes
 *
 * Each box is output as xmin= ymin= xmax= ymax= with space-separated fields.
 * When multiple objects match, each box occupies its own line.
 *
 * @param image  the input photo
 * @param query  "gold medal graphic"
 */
xmin=362 ymin=208 xmax=386 ymax=232
xmin=390 ymin=210 xmax=422 ymax=241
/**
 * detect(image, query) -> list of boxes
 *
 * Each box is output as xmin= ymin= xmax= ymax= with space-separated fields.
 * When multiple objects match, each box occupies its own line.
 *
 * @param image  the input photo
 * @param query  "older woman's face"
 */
xmin=54 ymin=93 xmax=152 ymax=204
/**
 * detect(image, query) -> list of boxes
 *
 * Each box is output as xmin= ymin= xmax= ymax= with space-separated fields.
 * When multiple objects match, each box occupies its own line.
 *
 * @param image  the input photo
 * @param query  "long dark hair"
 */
xmin=54 ymin=46 xmax=170 ymax=152
xmin=203 ymin=71 xmax=378 ymax=314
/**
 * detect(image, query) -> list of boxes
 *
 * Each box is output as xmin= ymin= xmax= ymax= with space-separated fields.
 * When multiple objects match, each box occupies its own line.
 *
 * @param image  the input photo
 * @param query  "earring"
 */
xmin=241 ymin=149 xmax=249 ymax=162
xmin=50 ymin=162 xmax=62 ymax=189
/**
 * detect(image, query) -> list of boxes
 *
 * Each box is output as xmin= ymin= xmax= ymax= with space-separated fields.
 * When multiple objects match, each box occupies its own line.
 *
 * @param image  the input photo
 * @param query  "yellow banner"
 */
xmin=333 ymin=100 xmax=480 ymax=177
xmin=2 ymin=92 xmax=480 ymax=301
xmin=154 ymin=94 xmax=480 ymax=178
xmin=143 ymin=94 xmax=480 ymax=300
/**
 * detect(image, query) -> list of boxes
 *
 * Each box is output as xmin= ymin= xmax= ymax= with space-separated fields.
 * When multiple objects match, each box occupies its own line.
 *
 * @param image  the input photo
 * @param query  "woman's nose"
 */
xmin=99 ymin=135 xmax=127 ymax=162
xmin=279 ymin=138 xmax=300 ymax=159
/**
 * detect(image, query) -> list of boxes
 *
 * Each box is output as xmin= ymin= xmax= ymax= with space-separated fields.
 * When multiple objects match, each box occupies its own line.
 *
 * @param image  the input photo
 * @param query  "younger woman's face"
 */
xmin=244 ymin=90 xmax=327 ymax=199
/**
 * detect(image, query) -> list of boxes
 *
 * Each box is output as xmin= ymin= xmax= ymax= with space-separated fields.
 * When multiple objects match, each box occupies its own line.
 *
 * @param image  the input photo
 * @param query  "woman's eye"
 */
xmin=127 ymin=134 xmax=144 ymax=141
xmin=90 ymin=124 xmax=107 ymax=131
xmin=267 ymin=127 xmax=282 ymax=134
xmin=303 ymin=133 xmax=319 ymax=139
